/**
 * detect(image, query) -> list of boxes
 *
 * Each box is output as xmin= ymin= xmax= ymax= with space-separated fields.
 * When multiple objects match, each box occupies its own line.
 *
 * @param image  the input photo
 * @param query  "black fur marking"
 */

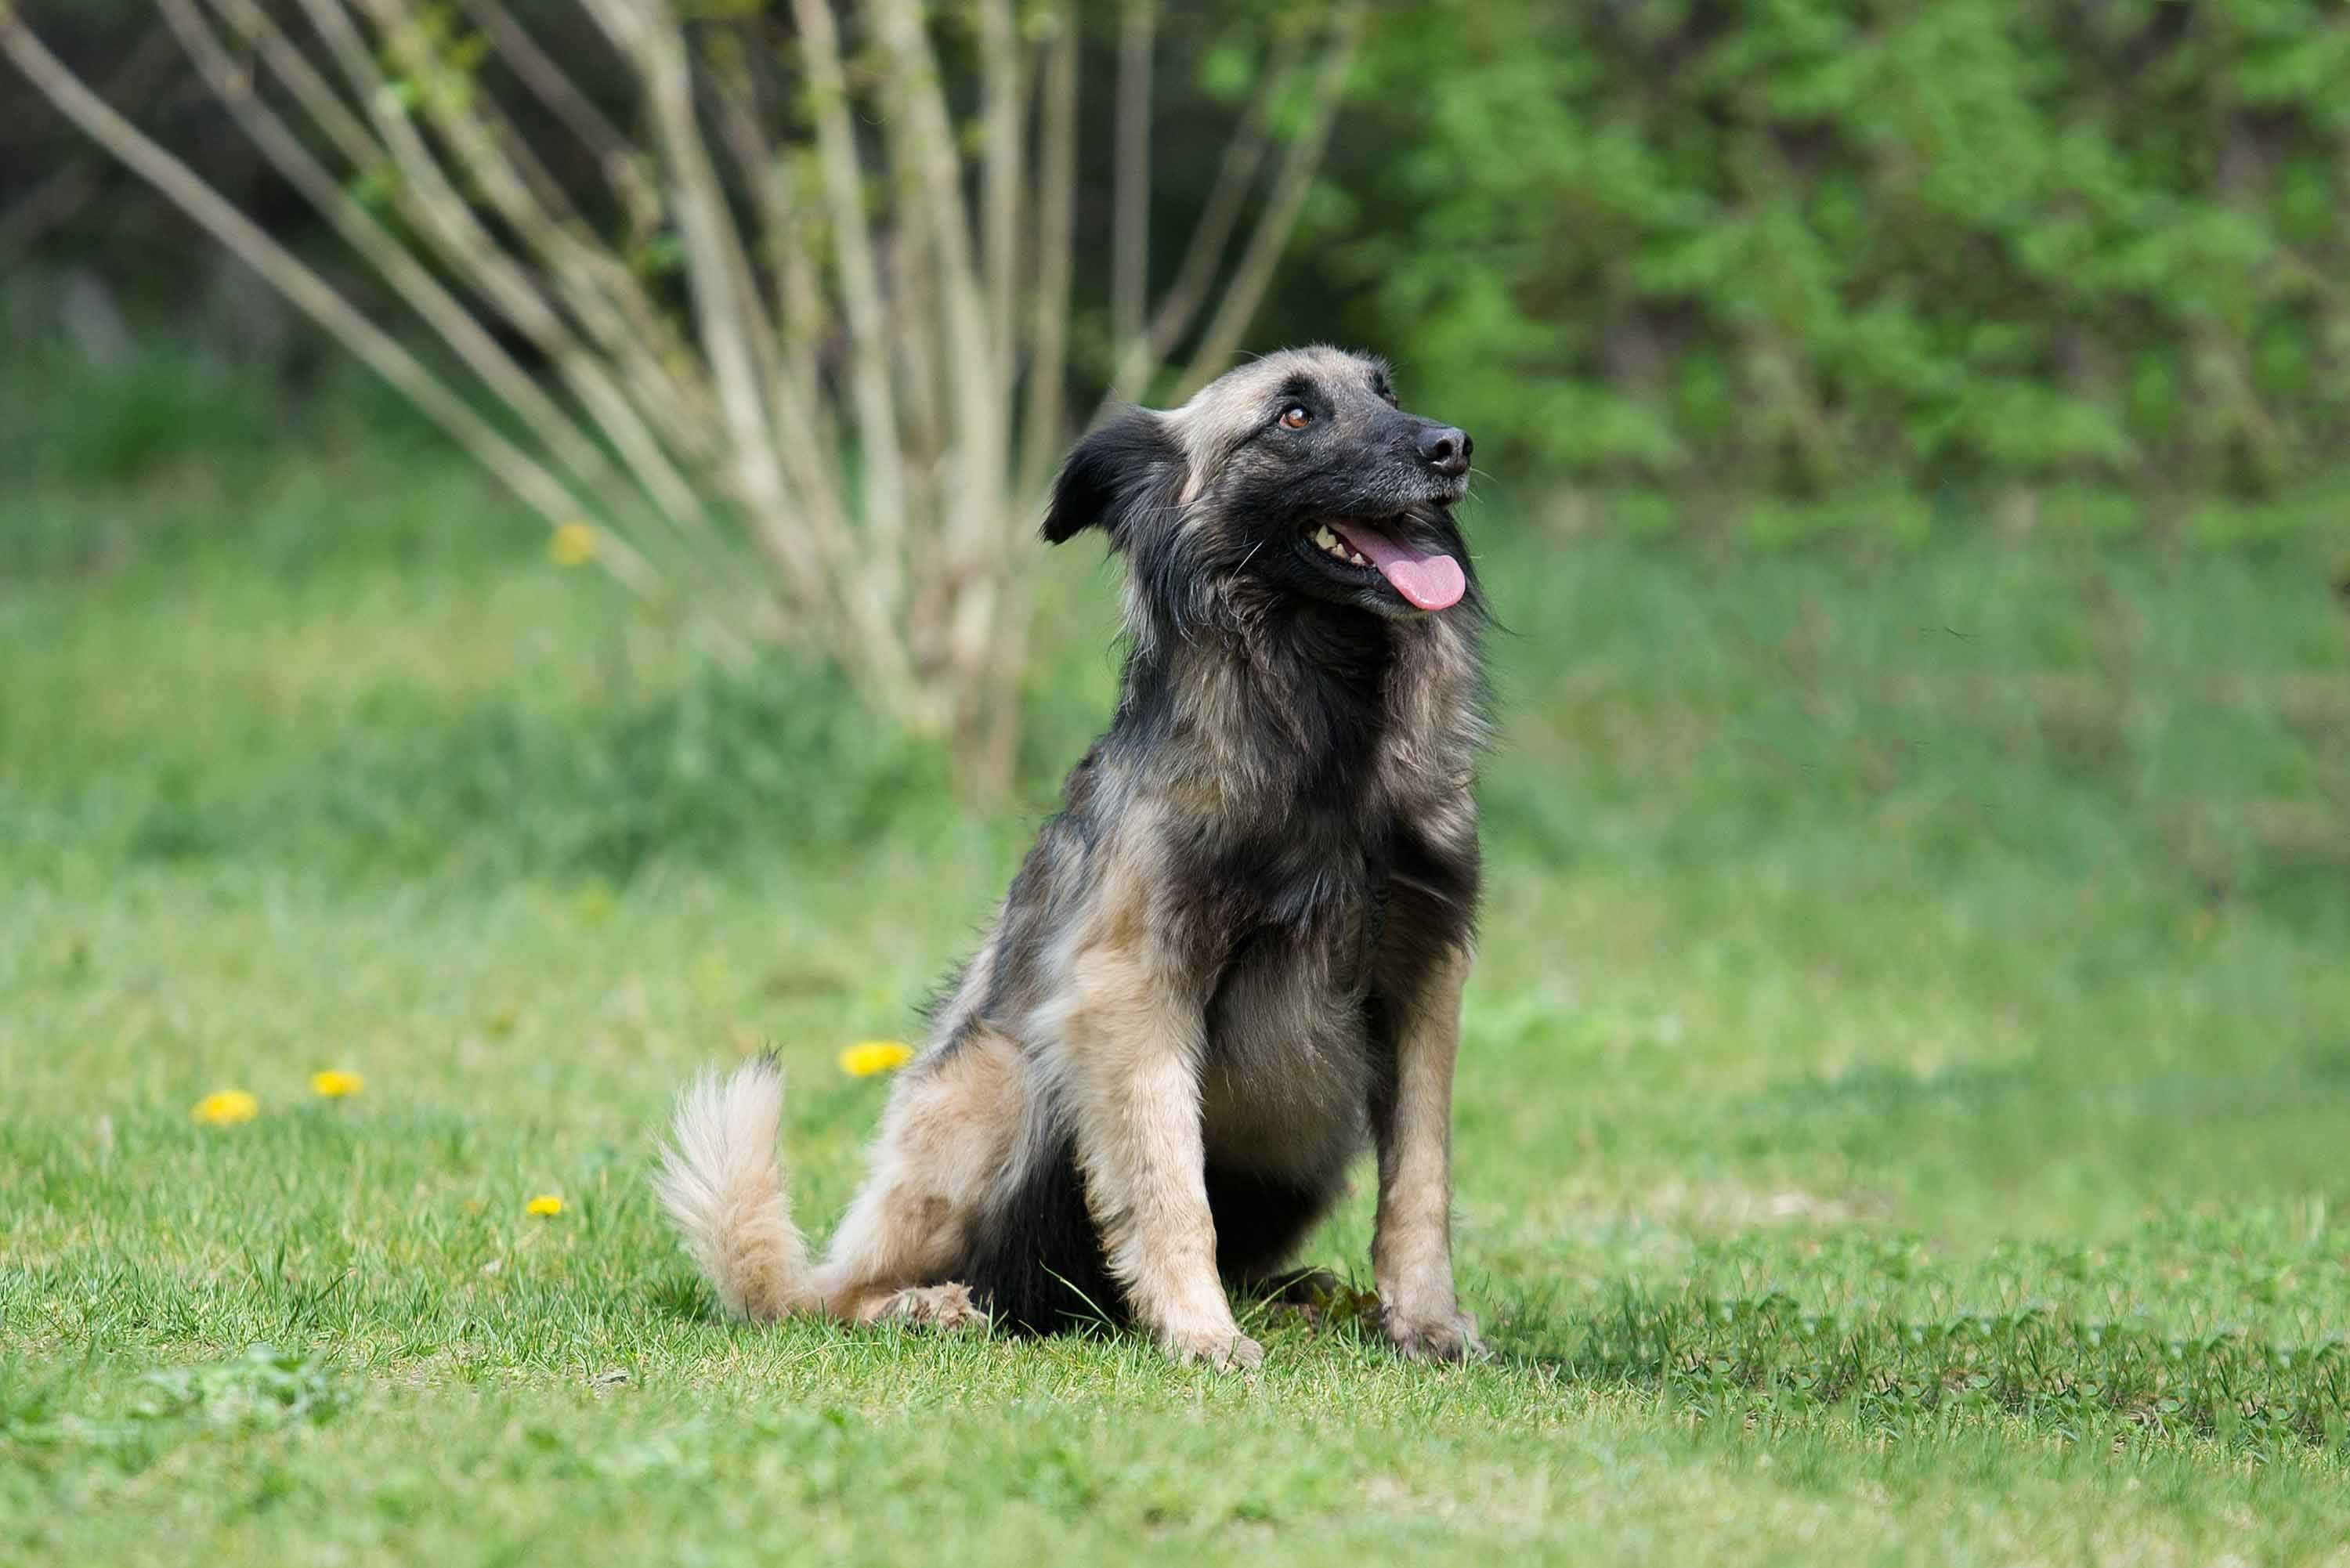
xmin=1206 ymin=1165 xmax=1343 ymax=1283
xmin=1040 ymin=409 xmax=1183 ymax=544
xmin=915 ymin=958 xmax=971 ymax=1030
xmin=1391 ymin=824 xmax=1483 ymax=930
xmin=1273 ymin=372 xmax=1321 ymax=410
xmin=958 ymin=1133 xmax=1126 ymax=1335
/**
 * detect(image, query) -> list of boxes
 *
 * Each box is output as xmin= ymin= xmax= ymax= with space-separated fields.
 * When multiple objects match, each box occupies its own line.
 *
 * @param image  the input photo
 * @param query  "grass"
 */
xmin=5 ymin=346 xmax=2350 ymax=1564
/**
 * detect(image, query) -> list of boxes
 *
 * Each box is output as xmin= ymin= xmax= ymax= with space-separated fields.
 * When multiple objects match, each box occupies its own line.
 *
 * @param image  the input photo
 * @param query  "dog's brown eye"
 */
xmin=1278 ymin=406 xmax=1312 ymax=430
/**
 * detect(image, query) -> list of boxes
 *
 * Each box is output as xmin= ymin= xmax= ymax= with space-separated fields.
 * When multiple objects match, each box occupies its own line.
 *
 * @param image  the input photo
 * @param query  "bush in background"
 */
xmin=11 ymin=2 xmax=2349 ymax=548
xmin=1314 ymin=0 xmax=2349 ymax=540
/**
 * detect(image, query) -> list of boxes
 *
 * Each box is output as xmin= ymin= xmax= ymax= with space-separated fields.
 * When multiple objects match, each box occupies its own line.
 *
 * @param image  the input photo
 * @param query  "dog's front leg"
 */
xmin=1372 ymin=946 xmax=1486 ymax=1361
xmin=1058 ymin=934 xmax=1257 ymax=1369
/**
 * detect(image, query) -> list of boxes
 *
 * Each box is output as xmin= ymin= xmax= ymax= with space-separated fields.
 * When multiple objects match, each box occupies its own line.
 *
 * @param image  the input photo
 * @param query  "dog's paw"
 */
xmin=877 ymin=1282 xmax=989 ymax=1332
xmin=1159 ymin=1322 xmax=1264 ymax=1371
xmin=1382 ymin=1305 xmax=1488 ymax=1364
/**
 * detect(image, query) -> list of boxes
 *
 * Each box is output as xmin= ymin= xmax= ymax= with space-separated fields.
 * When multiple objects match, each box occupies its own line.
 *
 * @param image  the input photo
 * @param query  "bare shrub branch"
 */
xmin=5 ymin=0 xmax=1365 ymax=792
xmin=0 ymin=7 xmax=667 ymax=604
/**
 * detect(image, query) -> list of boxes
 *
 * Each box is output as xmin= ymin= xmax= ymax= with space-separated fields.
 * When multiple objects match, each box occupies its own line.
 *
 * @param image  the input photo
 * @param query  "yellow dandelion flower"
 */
xmin=838 ymin=1040 xmax=914 ymax=1078
xmin=548 ymin=520 xmax=598 ymax=567
xmin=526 ymin=1194 xmax=565 ymax=1216
xmin=310 ymin=1069 xmax=367 ymax=1099
xmin=190 ymin=1089 xmax=259 ymax=1126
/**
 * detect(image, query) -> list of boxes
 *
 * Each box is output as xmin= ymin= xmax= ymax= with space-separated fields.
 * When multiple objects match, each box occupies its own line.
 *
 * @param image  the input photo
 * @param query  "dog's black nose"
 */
xmin=1415 ymin=425 xmax=1472 ymax=477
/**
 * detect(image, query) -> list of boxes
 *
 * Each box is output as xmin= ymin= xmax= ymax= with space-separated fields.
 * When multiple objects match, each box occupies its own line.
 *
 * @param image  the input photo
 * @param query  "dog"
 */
xmin=656 ymin=346 xmax=1488 ymax=1367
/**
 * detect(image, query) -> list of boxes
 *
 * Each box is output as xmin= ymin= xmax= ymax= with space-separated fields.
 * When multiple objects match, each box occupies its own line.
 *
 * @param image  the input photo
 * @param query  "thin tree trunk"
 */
xmin=1111 ymin=1 xmax=1154 ymax=355
xmin=1017 ymin=17 xmax=1079 ymax=500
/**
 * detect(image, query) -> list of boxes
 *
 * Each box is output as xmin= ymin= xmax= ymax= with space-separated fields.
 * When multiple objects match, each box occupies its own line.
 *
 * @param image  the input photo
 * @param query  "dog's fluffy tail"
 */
xmin=653 ymin=1055 xmax=817 ymax=1321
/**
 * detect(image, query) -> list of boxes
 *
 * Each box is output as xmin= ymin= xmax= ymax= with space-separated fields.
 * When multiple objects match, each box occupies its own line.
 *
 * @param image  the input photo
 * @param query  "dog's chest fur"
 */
xmin=1193 ymin=819 xmax=1385 ymax=1179
xmin=1122 ymin=608 xmax=1484 ymax=1180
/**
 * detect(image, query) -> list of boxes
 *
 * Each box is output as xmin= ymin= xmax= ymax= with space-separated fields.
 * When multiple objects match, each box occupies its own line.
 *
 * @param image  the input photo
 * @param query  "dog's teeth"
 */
xmin=1310 ymin=522 xmax=1372 ymax=568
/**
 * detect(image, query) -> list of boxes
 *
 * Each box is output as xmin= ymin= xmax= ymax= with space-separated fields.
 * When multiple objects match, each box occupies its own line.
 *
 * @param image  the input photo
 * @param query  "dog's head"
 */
xmin=1042 ymin=347 xmax=1474 ymax=622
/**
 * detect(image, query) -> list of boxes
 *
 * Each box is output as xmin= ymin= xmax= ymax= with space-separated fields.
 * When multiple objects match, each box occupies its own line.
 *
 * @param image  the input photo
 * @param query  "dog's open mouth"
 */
xmin=1305 ymin=517 xmax=1466 ymax=611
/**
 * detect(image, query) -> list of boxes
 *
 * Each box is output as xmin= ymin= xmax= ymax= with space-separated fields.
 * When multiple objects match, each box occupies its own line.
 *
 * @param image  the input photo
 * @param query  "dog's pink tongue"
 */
xmin=1332 ymin=522 xmax=1465 ymax=611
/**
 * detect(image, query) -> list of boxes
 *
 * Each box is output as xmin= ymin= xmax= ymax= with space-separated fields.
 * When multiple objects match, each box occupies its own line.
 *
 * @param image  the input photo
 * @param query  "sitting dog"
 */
xmin=657 ymin=346 xmax=1488 ymax=1367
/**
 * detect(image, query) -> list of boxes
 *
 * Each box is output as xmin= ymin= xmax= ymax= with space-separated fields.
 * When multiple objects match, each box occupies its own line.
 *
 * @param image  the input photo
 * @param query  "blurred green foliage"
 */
xmin=1325 ymin=0 xmax=2350 ymax=534
xmin=13 ymin=1 xmax=2350 ymax=544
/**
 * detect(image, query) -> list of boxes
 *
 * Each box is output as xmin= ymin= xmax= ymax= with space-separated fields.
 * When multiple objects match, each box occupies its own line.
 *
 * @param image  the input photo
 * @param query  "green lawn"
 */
xmin=5 ymin=359 xmax=2350 ymax=1564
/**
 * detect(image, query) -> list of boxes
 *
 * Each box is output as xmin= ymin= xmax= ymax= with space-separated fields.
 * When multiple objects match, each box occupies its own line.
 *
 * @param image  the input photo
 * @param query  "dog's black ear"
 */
xmin=1041 ymin=409 xmax=1181 ymax=544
